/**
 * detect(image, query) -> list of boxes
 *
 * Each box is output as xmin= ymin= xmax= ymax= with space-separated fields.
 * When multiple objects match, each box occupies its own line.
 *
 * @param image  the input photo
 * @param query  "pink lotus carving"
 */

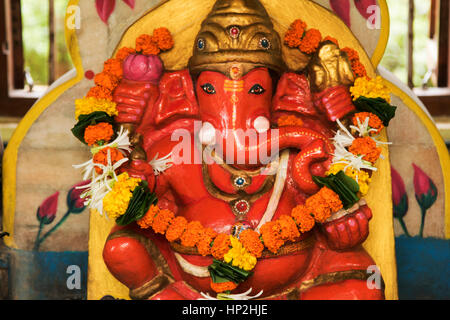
xmin=123 ymin=54 xmax=164 ymax=83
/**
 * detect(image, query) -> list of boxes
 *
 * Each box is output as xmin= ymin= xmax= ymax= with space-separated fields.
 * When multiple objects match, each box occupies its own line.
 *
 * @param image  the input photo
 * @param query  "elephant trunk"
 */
xmin=236 ymin=126 xmax=333 ymax=195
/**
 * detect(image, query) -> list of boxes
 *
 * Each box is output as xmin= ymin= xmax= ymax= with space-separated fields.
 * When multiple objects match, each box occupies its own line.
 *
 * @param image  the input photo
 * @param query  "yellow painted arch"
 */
xmin=2 ymin=0 xmax=83 ymax=248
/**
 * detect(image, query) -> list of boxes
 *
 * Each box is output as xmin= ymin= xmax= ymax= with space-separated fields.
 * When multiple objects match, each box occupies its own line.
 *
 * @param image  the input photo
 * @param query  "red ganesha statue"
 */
xmin=87 ymin=0 xmax=392 ymax=300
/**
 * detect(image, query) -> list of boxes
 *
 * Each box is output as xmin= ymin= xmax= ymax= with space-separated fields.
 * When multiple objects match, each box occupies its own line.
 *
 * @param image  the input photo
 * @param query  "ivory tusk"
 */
xmin=174 ymin=253 xmax=210 ymax=278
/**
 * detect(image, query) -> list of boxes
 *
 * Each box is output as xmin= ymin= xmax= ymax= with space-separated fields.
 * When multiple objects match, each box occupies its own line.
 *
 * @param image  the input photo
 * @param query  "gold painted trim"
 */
xmin=371 ymin=0 xmax=390 ymax=68
xmin=2 ymin=0 xmax=83 ymax=248
xmin=129 ymin=274 xmax=173 ymax=300
xmin=298 ymin=269 xmax=384 ymax=293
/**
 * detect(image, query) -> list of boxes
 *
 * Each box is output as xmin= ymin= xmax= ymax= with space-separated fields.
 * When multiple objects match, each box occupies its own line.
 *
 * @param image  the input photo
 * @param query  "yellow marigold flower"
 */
xmin=224 ymin=236 xmax=257 ymax=272
xmin=350 ymin=76 xmax=391 ymax=103
xmin=75 ymin=97 xmax=118 ymax=120
xmin=327 ymin=163 xmax=372 ymax=196
xmin=103 ymin=173 xmax=141 ymax=219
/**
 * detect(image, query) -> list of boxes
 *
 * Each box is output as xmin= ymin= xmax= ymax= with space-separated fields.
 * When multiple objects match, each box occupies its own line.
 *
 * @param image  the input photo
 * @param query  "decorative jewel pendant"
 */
xmin=231 ymin=199 xmax=251 ymax=219
xmin=233 ymin=176 xmax=250 ymax=189
xmin=229 ymin=26 xmax=240 ymax=39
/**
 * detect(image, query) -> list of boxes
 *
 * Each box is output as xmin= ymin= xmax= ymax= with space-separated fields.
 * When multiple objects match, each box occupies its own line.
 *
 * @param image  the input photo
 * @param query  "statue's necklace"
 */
xmin=200 ymin=145 xmax=278 ymax=221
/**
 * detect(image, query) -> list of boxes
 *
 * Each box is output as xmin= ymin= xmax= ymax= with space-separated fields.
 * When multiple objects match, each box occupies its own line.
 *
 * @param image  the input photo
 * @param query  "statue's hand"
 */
xmin=313 ymin=85 xmax=355 ymax=122
xmin=321 ymin=205 xmax=373 ymax=250
xmin=113 ymin=79 xmax=156 ymax=125
xmin=308 ymin=42 xmax=356 ymax=122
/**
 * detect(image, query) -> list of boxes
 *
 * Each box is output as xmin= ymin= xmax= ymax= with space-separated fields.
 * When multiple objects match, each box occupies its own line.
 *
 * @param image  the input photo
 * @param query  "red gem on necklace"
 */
xmin=230 ymin=26 xmax=240 ymax=38
xmin=234 ymin=200 xmax=250 ymax=215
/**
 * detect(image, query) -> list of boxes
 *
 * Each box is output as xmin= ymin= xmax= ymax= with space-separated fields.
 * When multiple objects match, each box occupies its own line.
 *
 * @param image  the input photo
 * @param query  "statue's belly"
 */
xmin=176 ymin=250 xmax=312 ymax=297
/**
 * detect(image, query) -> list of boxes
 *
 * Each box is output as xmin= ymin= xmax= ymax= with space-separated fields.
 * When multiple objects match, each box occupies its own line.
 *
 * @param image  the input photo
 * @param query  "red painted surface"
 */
xmin=103 ymin=65 xmax=383 ymax=300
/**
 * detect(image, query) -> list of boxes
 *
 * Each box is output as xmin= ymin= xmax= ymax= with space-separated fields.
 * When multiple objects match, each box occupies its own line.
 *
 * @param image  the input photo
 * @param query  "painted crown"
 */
xmin=188 ymin=0 xmax=286 ymax=79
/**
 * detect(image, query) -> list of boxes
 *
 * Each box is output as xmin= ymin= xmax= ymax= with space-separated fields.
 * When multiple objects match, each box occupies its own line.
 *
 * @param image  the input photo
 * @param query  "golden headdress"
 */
xmin=188 ymin=0 xmax=286 ymax=79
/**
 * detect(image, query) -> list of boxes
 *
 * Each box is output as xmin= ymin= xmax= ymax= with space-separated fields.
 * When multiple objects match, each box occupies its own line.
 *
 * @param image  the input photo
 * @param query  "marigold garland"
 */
xmin=299 ymin=29 xmax=322 ymax=54
xmin=239 ymin=229 xmax=264 ymax=258
xmin=75 ymin=97 xmax=118 ymax=120
xmin=84 ymin=122 xmax=114 ymax=146
xmin=93 ymin=147 xmax=125 ymax=174
xmin=211 ymin=234 xmax=232 ymax=260
xmin=224 ymin=236 xmax=257 ymax=272
xmin=349 ymin=137 xmax=382 ymax=164
xmin=260 ymin=221 xmax=285 ymax=254
xmin=103 ymin=58 xmax=124 ymax=79
xmin=180 ymin=221 xmax=204 ymax=247
xmin=115 ymin=47 xmax=136 ymax=62
xmin=103 ymin=173 xmax=141 ymax=220
xmin=86 ymin=86 xmax=113 ymax=101
xmin=165 ymin=216 xmax=188 ymax=242
xmin=350 ymin=76 xmax=391 ymax=103
xmin=210 ymin=281 xmax=238 ymax=294
xmin=137 ymin=205 xmax=159 ymax=229
xmin=152 ymin=209 xmax=175 ymax=235
xmin=291 ymin=205 xmax=316 ymax=233
xmin=284 ymin=19 xmax=307 ymax=48
xmin=197 ymin=228 xmax=218 ymax=256
xmin=352 ymin=112 xmax=384 ymax=135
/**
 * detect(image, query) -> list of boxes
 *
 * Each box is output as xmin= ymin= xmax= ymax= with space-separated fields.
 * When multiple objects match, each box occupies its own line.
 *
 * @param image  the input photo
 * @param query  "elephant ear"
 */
xmin=272 ymin=73 xmax=317 ymax=117
xmin=152 ymin=69 xmax=199 ymax=126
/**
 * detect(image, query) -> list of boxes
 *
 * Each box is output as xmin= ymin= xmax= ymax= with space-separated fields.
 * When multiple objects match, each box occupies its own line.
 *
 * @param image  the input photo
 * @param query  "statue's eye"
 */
xmin=249 ymin=84 xmax=266 ymax=95
xmin=201 ymin=83 xmax=216 ymax=94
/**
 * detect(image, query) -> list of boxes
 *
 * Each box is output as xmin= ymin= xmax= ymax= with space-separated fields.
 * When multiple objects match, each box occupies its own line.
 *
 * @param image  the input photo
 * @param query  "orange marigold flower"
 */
xmin=317 ymin=187 xmax=343 ymax=213
xmin=197 ymin=228 xmax=217 ymax=256
xmin=152 ymin=209 xmax=175 ymax=235
xmin=135 ymin=34 xmax=160 ymax=56
xmin=323 ymin=36 xmax=338 ymax=46
xmin=116 ymin=47 xmax=135 ymax=62
xmin=239 ymin=229 xmax=264 ymax=258
xmin=103 ymin=58 xmax=123 ymax=79
xmin=284 ymin=19 xmax=307 ymax=48
xmin=291 ymin=205 xmax=316 ymax=233
xmin=276 ymin=215 xmax=300 ymax=242
xmin=352 ymin=112 xmax=384 ymax=135
xmin=137 ymin=205 xmax=159 ymax=229
xmin=260 ymin=221 xmax=285 ymax=254
xmin=211 ymin=234 xmax=231 ymax=260
xmin=277 ymin=115 xmax=303 ymax=127
xmin=165 ymin=216 xmax=188 ymax=242
xmin=342 ymin=47 xmax=360 ymax=62
xmin=349 ymin=137 xmax=382 ymax=164
xmin=94 ymin=72 xmax=120 ymax=91
xmin=180 ymin=221 xmax=204 ymax=247
xmin=210 ymin=281 xmax=238 ymax=293
xmin=305 ymin=194 xmax=332 ymax=223
xmin=86 ymin=85 xmax=113 ymax=100
xmin=299 ymin=29 xmax=322 ymax=54
xmin=84 ymin=122 xmax=114 ymax=146
xmin=93 ymin=147 xmax=124 ymax=175
xmin=351 ymin=60 xmax=367 ymax=78
xmin=152 ymin=27 xmax=174 ymax=51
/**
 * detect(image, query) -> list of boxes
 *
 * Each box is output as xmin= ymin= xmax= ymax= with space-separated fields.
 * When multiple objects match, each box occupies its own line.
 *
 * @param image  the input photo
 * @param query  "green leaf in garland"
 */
xmin=353 ymin=97 xmax=397 ymax=127
xmin=71 ymin=111 xmax=115 ymax=145
xmin=208 ymin=260 xmax=252 ymax=285
xmin=313 ymin=171 xmax=360 ymax=209
xmin=115 ymin=181 xmax=158 ymax=226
